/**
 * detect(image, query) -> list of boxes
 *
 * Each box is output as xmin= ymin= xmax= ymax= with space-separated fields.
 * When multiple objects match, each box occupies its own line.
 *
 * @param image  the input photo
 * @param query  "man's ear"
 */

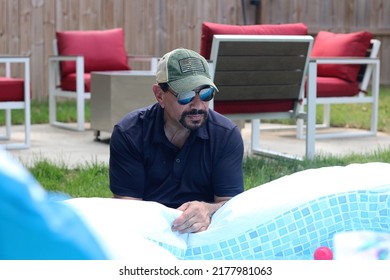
xmin=153 ymin=84 xmax=165 ymax=108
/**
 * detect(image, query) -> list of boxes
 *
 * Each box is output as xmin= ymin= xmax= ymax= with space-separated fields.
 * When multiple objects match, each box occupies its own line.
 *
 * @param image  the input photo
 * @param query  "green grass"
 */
xmin=242 ymin=149 xmax=390 ymax=190
xmin=30 ymin=159 xmax=112 ymax=198
xmin=318 ymin=86 xmax=390 ymax=133
xmin=266 ymin=86 xmax=390 ymax=133
xmin=28 ymin=147 xmax=390 ymax=198
xmin=0 ymin=100 xmax=91 ymax=125
xmin=5 ymin=86 xmax=390 ymax=197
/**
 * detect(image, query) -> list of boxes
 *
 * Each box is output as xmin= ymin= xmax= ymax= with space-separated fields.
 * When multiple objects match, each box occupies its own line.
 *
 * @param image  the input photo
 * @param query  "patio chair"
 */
xmin=48 ymin=28 xmax=157 ymax=131
xmin=209 ymin=34 xmax=315 ymax=160
xmin=297 ymin=31 xmax=381 ymax=139
xmin=200 ymin=21 xmax=309 ymax=60
xmin=0 ymin=56 xmax=31 ymax=149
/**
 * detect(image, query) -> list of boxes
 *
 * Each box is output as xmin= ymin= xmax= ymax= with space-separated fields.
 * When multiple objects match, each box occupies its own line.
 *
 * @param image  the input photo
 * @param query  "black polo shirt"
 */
xmin=109 ymin=103 xmax=244 ymax=209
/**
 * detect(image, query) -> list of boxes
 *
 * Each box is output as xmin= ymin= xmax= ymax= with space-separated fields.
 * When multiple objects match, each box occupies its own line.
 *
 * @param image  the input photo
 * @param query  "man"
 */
xmin=109 ymin=48 xmax=244 ymax=233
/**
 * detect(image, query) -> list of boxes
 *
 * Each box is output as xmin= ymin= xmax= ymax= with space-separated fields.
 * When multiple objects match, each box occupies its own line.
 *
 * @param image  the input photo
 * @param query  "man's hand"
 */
xmin=172 ymin=200 xmax=227 ymax=233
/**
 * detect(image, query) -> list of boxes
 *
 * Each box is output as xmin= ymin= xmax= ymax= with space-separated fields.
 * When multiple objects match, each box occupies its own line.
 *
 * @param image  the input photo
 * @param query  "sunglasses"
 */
xmin=169 ymin=86 xmax=216 ymax=105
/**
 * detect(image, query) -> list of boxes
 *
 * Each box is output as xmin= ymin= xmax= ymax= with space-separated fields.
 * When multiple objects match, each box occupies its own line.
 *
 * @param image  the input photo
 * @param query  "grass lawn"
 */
xmin=267 ymin=86 xmax=390 ymax=133
xmin=28 ymin=147 xmax=390 ymax=198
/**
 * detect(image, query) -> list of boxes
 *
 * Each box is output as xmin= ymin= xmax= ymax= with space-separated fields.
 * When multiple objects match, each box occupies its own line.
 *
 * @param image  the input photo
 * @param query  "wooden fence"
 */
xmin=0 ymin=0 xmax=389 ymax=100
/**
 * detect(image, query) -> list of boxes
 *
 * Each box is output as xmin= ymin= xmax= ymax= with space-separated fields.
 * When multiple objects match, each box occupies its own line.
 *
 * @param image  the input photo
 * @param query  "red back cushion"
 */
xmin=200 ymin=22 xmax=308 ymax=60
xmin=56 ymin=28 xmax=130 ymax=78
xmin=311 ymin=30 xmax=373 ymax=82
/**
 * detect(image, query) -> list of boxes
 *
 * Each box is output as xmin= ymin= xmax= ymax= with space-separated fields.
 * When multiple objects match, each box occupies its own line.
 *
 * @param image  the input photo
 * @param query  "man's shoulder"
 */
xmin=116 ymin=103 xmax=159 ymax=130
xmin=111 ymin=103 xmax=162 ymax=147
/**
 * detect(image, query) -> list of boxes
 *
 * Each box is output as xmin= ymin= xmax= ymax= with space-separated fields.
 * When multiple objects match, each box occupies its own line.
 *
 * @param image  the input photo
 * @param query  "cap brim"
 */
xmin=168 ymin=75 xmax=218 ymax=94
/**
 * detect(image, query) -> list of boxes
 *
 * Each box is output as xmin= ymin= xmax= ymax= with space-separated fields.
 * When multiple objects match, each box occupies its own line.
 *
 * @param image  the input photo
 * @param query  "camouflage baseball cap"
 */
xmin=156 ymin=48 xmax=218 ymax=94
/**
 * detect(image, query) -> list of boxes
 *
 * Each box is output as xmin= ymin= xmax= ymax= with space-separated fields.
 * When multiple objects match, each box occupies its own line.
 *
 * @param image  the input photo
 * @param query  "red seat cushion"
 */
xmin=0 ymin=77 xmax=25 ymax=101
xmin=57 ymin=28 xmax=130 ymax=91
xmin=316 ymin=77 xmax=360 ymax=98
xmin=200 ymin=22 xmax=308 ymax=60
xmin=311 ymin=30 xmax=373 ymax=82
xmin=214 ymin=100 xmax=295 ymax=114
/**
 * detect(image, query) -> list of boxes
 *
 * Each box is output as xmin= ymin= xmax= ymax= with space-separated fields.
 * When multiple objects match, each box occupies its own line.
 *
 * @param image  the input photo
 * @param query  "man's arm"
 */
xmin=109 ymin=124 xmax=145 ymax=199
xmin=172 ymin=125 xmax=245 ymax=234
xmin=171 ymin=196 xmax=230 ymax=234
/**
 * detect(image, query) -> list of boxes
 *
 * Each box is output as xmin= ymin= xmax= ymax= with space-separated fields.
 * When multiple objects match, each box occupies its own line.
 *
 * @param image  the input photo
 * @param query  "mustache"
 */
xmin=182 ymin=109 xmax=207 ymax=117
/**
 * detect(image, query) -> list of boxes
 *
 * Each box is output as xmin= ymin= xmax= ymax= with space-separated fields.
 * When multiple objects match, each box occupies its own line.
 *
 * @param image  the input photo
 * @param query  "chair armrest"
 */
xmin=127 ymin=54 xmax=155 ymax=61
xmin=311 ymin=57 xmax=379 ymax=66
xmin=48 ymin=55 xmax=84 ymax=62
xmin=308 ymin=57 xmax=380 ymax=98
xmin=0 ymin=56 xmax=30 ymax=78
xmin=310 ymin=57 xmax=380 ymax=93
xmin=0 ymin=56 xmax=30 ymax=104
xmin=0 ymin=55 xmax=30 ymax=62
xmin=48 ymin=55 xmax=85 ymax=89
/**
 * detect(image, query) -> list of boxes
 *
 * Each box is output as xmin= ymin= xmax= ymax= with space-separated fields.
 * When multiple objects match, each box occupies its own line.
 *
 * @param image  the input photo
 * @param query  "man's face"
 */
xmin=179 ymin=107 xmax=208 ymax=130
xmin=163 ymin=85 xmax=211 ymax=130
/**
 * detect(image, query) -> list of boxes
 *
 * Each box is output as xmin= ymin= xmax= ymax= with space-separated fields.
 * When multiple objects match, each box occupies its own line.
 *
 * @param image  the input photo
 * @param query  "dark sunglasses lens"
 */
xmin=177 ymin=91 xmax=196 ymax=105
xmin=177 ymin=87 xmax=216 ymax=105
xmin=199 ymin=87 xmax=215 ymax=102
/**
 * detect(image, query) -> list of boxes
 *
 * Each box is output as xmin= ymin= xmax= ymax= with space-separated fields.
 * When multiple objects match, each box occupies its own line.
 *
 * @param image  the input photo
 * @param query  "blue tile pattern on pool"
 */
xmin=154 ymin=190 xmax=390 ymax=260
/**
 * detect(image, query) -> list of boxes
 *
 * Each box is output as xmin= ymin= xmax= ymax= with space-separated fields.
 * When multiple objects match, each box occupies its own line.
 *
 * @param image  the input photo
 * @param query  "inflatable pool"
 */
xmin=1 ymin=145 xmax=389 ymax=260
xmin=66 ymin=162 xmax=390 ymax=260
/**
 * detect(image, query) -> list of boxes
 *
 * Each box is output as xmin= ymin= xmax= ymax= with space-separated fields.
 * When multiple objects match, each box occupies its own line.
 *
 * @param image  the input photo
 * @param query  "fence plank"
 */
xmin=0 ymin=0 xmax=7 ymax=76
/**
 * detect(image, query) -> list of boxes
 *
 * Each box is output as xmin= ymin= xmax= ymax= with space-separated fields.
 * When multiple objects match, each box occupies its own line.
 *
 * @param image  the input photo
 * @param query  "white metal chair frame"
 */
xmin=297 ymin=39 xmax=381 ymax=139
xmin=49 ymin=40 xmax=158 ymax=131
xmin=0 ymin=56 xmax=31 ymax=149
xmin=209 ymin=35 xmax=316 ymax=160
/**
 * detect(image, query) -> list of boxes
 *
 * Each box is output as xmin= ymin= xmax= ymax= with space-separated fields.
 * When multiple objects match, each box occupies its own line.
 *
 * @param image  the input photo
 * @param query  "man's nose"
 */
xmin=189 ymin=93 xmax=203 ymax=106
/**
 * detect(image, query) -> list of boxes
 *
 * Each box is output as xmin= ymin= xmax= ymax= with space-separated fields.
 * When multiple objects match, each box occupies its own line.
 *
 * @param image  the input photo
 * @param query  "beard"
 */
xmin=179 ymin=109 xmax=208 ymax=130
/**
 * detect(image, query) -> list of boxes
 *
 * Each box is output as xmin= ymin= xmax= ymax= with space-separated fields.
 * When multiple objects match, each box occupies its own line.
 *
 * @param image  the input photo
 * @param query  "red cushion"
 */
xmin=200 ymin=22 xmax=308 ymax=60
xmin=0 ymin=77 xmax=25 ymax=101
xmin=214 ymin=100 xmax=295 ymax=114
xmin=56 ymin=28 xmax=130 ymax=79
xmin=316 ymin=77 xmax=360 ymax=97
xmin=60 ymin=73 xmax=91 ymax=92
xmin=311 ymin=31 xmax=372 ymax=82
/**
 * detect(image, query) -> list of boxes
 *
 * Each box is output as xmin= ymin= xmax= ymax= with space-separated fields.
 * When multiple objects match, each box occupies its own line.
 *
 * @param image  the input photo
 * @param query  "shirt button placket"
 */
xmin=172 ymin=158 xmax=182 ymax=180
